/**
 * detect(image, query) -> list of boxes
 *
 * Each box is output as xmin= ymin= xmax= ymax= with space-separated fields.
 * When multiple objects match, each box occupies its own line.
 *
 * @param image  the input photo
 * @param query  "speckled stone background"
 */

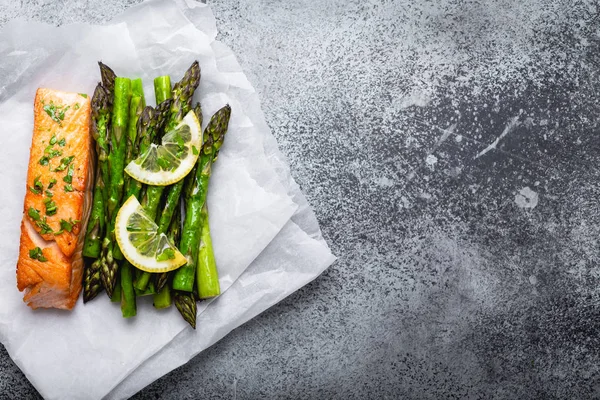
xmin=2 ymin=0 xmax=600 ymax=398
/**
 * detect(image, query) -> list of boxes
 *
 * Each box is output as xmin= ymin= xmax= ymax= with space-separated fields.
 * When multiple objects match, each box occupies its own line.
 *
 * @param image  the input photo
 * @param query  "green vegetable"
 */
xmin=113 ymin=77 xmax=146 ymax=262
xmin=196 ymin=203 xmax=220 ymax=298
xmin=172 ymin=105 xmax=230 ymax=292
xmin=100 ymin=76 xmax=132 ymax=298
xmin=43 ymin=198 xmax=57 ymax=216
xmin=63 ymin=163 xmax=74 ymax=183
xmin=28 ymin=207 xmax=41 ymax=221
xmin=43 ymin=100 xmax=70 ymax=124
xmin=53 ymin=156 xmax=74 ymax=172
xmin=136 ymin=64 xmax=200 ymax=291
xmin=83 ymin=83 xmax=111 ymax=262
xmin=36 ymin=217 xmax=53 ymax=235
xmin=120 ymin=262 xmax=137 ymax=318
xmin=29 ymin=247 xmax=47 ymax=262
xmin=59 ymin=218 xmax=79 ymax=233
xmin=110 ymin=274 xmax=122 ymax=303
xmin=174 ymin=291 xmax=196 ymax=329
xmin=154 ymin=76 xmax=172 ymax=104
xmin=29 ymin=176 xmax=43 ymax=194
xmin=83 ymin=259 xmax=103 ymax=303
xmin=153 ymin=285 xmax=172 ymax=309
xmin=99 ymin=62 xmax=116 ymax=93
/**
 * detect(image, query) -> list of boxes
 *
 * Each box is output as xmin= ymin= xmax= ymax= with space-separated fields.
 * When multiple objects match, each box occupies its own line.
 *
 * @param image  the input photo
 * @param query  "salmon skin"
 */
xmin=16 ymin=88 xmax=93 ymax=310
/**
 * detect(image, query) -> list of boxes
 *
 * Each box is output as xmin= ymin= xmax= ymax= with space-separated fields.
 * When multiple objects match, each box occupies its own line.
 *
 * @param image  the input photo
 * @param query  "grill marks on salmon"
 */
xmin=16 ymin=88 xmax=92 ymax=310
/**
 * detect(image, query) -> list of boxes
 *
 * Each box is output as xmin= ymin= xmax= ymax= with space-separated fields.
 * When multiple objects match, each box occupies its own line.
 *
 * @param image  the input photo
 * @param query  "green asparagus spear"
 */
xmin=172 ymin=105 xmax=231 ymax=292
xmin=153 ymin=102 xmax=204 ymax=297
xmin=120 ymin=261 xmax=137 ymax=317
xmin=135 ymin=64 xmax=201 ymax=290
xmin=156 ymin=177 xmax=184 ymax=234
xmin=124 ymin=100 xmax=173 ymax=202
xmin=141 ymin=63 xmax=200 ymax=220
xmin=106 ymin=77 xmax=132 ymax=227
xmin=83 ymin=258 xmax=102 ymax=303
xmin=174 ymin=291 xmax=197 ymax=329
xmin=153 ymin=283 xmax=172 ymax=309
xmin=125 ymin=79 xmax=146 ymax=169
xmin=138 ymin=76 xmax=177 ymax=221
xmin=130 ymin=174 xmax=185 ymax=296
xmin=197 ymin=203 xmax=220 ymax=298
xmin=101 ymin=77 xmax=132 ymax=298
xmin=110 ymin=80 xmax=146 ymax=315
xmin=99 ymin=62 xmax=116 ymax=93
xmin=110 ymin=273 xmax=121 ymax=302
xmin=153 ymin=201 xmax=182 ymax=307
xmin=133 ymin=270 xmax=152 ymax=292
xmin=114 ymin=79 xmax=146 ymax=262
xmin=83 ymin=83 xmax=112 ymax=303
xmin=192 ymin=102 xmax=203 ymax=136
xmin=140 ymin=100 xmax=173 ymax=152
xmin=154 ymin=76 xmax=172 ymax=104
xmin=165 ymin=61 xmax=200 ymax=132
xmin=83 ymin=84 xmax=111 ymax=258
xmin=134 ymin=281 xmax=156 ymax=296
xmin=156 ymin=101 xmax=203 ymax=237
xmin=83 ymin=174 xmax=105 ymax=257
xmin=195 ymin=103 xmax=229 ymax=298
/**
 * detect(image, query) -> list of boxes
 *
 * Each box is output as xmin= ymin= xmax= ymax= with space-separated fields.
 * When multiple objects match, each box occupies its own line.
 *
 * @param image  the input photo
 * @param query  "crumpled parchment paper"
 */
xmin=0 ymin=1 xmax=335 ymax=399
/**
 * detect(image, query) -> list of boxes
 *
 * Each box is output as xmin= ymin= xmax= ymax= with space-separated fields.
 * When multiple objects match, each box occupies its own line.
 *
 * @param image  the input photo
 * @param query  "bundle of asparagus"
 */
xmin=82 ymin=61 xmax=230 ymax=328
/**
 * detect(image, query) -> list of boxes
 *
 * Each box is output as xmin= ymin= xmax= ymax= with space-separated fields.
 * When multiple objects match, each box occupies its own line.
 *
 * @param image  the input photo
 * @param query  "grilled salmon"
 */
xmin=16 ymin=88 xmax=93 ymax=310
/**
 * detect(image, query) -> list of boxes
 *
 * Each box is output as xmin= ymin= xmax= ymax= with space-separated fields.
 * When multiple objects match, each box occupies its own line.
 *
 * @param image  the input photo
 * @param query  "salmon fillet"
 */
xmin=16 ymin=88 xmax=93 ymax=310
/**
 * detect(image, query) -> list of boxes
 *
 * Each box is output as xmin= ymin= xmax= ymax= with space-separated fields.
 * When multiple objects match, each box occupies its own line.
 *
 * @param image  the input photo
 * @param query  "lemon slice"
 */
xmin=125 ymin=110 xmax=202 ymax=186
xmin=115 ymin=195 xmax=187 ymax=273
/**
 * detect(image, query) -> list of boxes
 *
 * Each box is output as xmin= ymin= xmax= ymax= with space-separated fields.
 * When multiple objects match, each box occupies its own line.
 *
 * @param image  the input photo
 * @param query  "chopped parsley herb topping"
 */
xmin=43 ymin=100 xmax=70 ymax=124
xmin=59 ymin=218 xmax=79 ymax=233
xmin=79 ymin=93 xmax=88 ymax=98
xmin=28 ymin=207 xmax=54 ymax=234
xmin=74 ymin=103 xmax=80 ymax=110
xmin=44 ymin=144 xmax=62 ymax=158
xmin=29 ymin=247 xmax=47 ymax=262
xmin=49 ymin=134 xmax=57 ymax=145
xmin=48 ymin=178 xmax=57 ymax=189
xmin=43 ymin=198 xmax=57 ymax=216
xmin=39 ymin=156 xmax=49 ymax=166
xmin=28 ymin=207 xmax=41 ymax=221
xmin=45 ymin=190 xmax=53 ymax=197
xmin=37 ymin=217 xmax=54 ymax=235
xmin=58 ymin=138 xmax=66 ymax=147
xmin=54 ymin=155 xmax=75 ymax=172
xmin=29 ymin=176 xmax=43 ymax=194
xmin=63 ymin=163 xmax=74 ymax=184
xmin=64 ymin=184 xmax=74 ymax=192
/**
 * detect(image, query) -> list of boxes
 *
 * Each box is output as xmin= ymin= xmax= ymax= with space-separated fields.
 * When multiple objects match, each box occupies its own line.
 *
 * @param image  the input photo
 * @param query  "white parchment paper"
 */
xmin=0 ymin=1 xmax=335 ymax=399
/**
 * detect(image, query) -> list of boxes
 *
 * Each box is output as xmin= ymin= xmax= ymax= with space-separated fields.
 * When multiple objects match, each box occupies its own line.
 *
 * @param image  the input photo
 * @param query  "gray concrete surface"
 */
xmin=2 ymin=0 xmax=600 ymax=398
